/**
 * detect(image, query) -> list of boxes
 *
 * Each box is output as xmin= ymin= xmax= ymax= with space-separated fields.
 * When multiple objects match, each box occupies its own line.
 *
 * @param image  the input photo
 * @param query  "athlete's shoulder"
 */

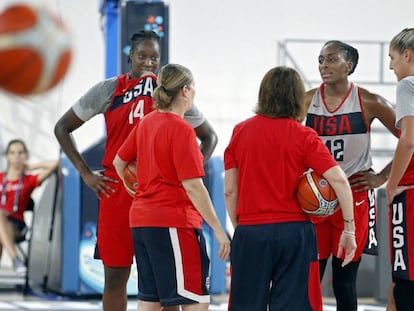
xmin=88 ymin=76 xmax=118 ymax=94
xmin=398 ymin=76 xmax=414 ymax=92
xmin=358 ymin=86 xmax=378 ymax=100
xmin=358 ymin=85 xmax=390 ymax=107
xmin=183 ymin=104 xmax=205 ymax=128
xmin=305 ymin=87 xmax=319 ymax=108
xmin=306 ymin=87 xmax=319 ymax=97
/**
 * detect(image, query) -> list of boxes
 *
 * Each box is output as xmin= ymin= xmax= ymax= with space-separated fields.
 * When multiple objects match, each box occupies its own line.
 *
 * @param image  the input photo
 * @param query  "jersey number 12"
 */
xmin=325 ymin=139 xmax=344 ymax=162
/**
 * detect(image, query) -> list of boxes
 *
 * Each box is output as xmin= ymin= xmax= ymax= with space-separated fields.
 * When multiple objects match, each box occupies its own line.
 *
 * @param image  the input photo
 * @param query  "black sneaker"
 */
xmin=12 ymin=257 xmax=27 ymax=275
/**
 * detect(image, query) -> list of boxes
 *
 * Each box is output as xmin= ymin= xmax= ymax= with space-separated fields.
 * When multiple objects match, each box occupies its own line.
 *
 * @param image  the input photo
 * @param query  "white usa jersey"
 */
xmin=306 ymin=83 xmax=372 ymax=177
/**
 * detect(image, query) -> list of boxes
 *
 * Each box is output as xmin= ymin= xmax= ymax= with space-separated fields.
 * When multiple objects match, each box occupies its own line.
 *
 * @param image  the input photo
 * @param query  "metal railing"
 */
xmin=277 ymin=39 xmax=398 ymax=159
xmin=277 ymin=39 xmax=396 ymax=89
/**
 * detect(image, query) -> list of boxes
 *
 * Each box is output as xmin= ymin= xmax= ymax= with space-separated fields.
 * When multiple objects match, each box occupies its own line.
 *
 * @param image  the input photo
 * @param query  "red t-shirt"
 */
xmin=118 ymin=111 xmax=205 ymax=228
xmin=0 ymin=172 xmax=39 ymax=222
xmin=224 ymin=115 xmax=338 ymax=225
xmin=103 ymin=73 xmax=156 ymax=173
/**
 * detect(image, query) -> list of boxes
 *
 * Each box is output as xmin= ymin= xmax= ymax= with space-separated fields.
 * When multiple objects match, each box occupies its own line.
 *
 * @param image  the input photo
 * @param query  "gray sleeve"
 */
xmin=183 ymin=104 xmax=206 ymax=129
xmin=72 ymin=77 xmax=118 ymax=121
xmin=395 ymin=77 xmax=414 ymax=129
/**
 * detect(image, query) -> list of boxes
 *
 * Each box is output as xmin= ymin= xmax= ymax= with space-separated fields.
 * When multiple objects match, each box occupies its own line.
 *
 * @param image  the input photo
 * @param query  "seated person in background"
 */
xmin=0 ymin=139 xmax=58 ymax=274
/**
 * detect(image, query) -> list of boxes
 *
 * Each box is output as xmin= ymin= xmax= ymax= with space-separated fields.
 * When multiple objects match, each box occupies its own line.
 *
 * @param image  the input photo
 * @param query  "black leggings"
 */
xmin=394 ymin=277 xmax=414 ymax=311
xmin=319 ymin=256 xmax=361 ymax=311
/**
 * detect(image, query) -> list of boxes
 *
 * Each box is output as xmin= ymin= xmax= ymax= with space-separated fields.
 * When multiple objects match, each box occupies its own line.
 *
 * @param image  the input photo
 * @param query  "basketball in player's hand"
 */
xmin=123 ymin=161 xmax=137 ymax=196
xmin=296 ymin=170 xmax=338 ymax=216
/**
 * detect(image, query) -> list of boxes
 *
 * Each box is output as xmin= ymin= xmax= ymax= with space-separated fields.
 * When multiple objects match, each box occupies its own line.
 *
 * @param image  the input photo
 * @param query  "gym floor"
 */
xmin=0 ymin=294 xmax=388 ymax=311
xmin=0 ymin=295 xmax=390 ymax=311
xmin=0 ymin=261 xmax=387 ymax=311
xmin=0 ymin=284 xmax=388 ymax=311
xmin=0 ymin=291 xmax=228 ymax=310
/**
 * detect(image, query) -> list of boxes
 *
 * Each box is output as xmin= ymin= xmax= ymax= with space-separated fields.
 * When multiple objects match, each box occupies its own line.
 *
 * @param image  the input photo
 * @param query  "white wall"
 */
xmin=0 ymin=0 xmax=412 ymax=170
xmin=0 ymin=0 xmax=105 ymax=170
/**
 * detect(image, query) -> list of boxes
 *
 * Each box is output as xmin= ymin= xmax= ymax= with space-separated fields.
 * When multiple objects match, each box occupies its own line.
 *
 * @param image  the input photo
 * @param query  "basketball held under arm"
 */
xmin=113 ymin=155 xmax=136 ymax=197
xmin=322 ymin=166 xmax=354 ymax=227
xmin=113 ymin=154 xmax=128 ymax=181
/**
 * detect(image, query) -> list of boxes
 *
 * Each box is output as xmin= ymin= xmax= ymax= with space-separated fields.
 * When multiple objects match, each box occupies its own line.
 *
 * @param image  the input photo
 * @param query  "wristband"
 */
xmin=343 ymin=218 xmax=354 ymax=223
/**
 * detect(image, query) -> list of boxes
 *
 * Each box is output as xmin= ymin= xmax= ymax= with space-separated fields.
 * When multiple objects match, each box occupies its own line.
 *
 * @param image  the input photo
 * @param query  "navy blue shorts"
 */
xmin=8 ymin=217 xmax=26 ymax=234
xmin=228 ymin=222 xmax=322 ymax=311
xmin=393 ymin=277 xmax=414 ymax=311
xmin=132 ymin=227 xmax=210 ymax=306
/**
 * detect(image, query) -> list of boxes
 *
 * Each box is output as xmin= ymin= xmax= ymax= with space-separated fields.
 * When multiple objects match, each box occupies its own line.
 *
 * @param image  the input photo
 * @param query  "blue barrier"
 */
xmin=57 ymin=155 xmax=228 ymax=296
xmin=203 ymin=157 xmax=228 ymax=294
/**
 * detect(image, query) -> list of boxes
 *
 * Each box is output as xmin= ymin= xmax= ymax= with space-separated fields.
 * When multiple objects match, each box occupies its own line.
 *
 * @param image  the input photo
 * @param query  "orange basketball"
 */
xmin=0 ymin=4 xmax=72 ymax=95
xmin=123 ymin=161 xmax=137 ymax=196
xmin=296 ymin=170 xmax=338 ymax=216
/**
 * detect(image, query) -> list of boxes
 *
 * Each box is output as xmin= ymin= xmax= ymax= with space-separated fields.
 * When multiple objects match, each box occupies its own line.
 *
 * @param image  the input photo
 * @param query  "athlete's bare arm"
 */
xmin=350 ymin=89 xmax=398 ymax=190
xmin=54 ymin=108 xmax=117 ymax=198
xmin=194 ymin=119 xmax=218 ymax=165
xmin=360 ymin=88 xmax=398 ymax=136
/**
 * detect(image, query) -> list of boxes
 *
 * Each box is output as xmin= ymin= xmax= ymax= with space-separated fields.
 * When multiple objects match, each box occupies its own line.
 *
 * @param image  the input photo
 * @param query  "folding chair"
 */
xmin=14 ymin=197 xmax=34 ymax=263
xmin=14 ymin=197 xmax=35 ymax=293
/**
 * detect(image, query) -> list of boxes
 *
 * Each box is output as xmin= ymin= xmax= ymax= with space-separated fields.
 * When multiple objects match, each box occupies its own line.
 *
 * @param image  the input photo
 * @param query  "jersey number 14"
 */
xmin=128 ymin=99 xmax=145 ymax=124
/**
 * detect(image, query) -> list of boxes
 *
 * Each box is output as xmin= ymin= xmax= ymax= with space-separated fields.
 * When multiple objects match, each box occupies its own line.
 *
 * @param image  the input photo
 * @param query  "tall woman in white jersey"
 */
xmin=304 ymin=40 xmax=399 ymax=311
xmin=386 ymin=28 xmax=414 ymax=311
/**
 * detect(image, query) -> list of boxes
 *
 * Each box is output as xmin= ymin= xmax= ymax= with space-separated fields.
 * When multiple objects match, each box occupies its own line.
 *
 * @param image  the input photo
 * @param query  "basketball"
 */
xmin=123 ymin=160 xmax=137 ymax=196
xmin=296 ymin=170 xmax=339 ymax=216
xmin=0 ymin=4 xmax=72 ymax=95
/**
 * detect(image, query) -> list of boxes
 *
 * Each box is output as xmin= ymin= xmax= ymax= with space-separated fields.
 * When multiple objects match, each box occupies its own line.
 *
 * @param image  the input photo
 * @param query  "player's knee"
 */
xmin=104 ymin=267 xmax=130 ymax=289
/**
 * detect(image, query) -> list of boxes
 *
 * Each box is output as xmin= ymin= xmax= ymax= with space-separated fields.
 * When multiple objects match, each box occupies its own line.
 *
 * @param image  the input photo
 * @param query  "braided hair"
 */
xmin=127 ymin=30 xmax=161 ymax=63
xmin=323 ymin=40 xmax=359 ymax=75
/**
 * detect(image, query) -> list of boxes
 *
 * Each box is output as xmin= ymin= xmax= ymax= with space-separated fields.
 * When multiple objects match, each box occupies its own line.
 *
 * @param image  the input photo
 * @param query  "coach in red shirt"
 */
xmin=224 ymin=66 xmax=357 ymax=311
xmin=113 ymin=63 xmax=229 ymax=311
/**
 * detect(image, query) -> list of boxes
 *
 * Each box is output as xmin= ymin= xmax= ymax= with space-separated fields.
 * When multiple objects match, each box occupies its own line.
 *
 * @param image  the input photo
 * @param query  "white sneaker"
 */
xmin=12 ymin=257 xmax=27 ymax=275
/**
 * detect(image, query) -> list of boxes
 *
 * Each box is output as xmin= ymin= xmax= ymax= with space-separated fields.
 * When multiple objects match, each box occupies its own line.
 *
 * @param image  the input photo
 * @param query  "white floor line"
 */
xmin=0 ymin=301 xmax=388 ymax=311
